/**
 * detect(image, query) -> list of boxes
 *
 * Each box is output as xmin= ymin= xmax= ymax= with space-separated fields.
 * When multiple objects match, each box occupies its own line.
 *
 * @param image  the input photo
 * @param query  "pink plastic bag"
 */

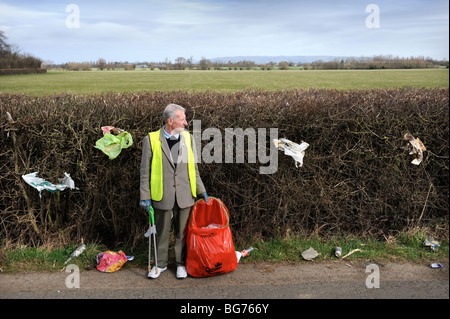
xmin=96 ymin=250 xmax=128 ymax=273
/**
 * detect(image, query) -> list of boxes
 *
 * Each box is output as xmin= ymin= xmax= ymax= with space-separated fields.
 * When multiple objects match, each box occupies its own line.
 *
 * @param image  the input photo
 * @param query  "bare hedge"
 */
xmin=0 ymin=88 xmax=448 ymax=247
xmin=0 ymin=68 xmax=47 ymax=76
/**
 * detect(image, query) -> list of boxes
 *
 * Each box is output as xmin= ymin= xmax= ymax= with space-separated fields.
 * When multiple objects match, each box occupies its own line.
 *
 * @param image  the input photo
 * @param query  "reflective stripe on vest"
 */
xmin=148 ymin=129 xmax=196 ymax=201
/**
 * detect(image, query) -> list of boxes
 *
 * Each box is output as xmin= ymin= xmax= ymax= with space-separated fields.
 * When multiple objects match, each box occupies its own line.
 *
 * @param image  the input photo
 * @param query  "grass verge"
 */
xmin=248 ymin=232 xmax=448 ymax=263
xmin=0 ymin=229 xmax=447 ymax=273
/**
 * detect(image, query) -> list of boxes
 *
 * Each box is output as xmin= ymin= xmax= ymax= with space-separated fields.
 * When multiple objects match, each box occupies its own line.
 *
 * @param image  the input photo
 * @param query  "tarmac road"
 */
xmin=0 ymin=260 xmax=448 ymax=299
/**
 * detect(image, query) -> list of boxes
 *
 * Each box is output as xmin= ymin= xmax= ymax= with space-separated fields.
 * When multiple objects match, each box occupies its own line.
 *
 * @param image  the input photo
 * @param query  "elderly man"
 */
xmin=140 ymin=103 xmax=208 ymax=279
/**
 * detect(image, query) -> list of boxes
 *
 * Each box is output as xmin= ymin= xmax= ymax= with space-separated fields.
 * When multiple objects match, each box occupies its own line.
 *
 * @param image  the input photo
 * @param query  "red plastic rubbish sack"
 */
xmin=186 ymin=197 xmax=237 ymax=277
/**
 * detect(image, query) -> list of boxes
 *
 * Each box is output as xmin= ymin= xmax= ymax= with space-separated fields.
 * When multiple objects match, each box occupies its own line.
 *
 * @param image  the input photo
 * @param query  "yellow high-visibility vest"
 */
xmin=148 ymin=129 xmax=196 ymax=201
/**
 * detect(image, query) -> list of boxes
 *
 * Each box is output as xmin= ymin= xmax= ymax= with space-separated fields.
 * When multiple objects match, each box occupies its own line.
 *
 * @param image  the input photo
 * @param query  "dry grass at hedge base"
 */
xmin=0 ymin=88 xmax=448 ymax=247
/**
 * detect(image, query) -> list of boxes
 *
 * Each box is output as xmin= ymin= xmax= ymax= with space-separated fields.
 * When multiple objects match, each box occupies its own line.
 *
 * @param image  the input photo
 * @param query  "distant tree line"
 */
xmin=48 ymin=55 xmax=448 ymax=71
xmin=308 ymin=55 xmax=448 ymax=70
xmin=0 ymin=31 xmax=43 ymax=72
xmin=59 ymin=60 xmax=136 ymax=71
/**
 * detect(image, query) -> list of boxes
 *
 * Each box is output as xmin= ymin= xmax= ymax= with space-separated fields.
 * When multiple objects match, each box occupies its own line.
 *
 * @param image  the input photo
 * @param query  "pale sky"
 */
xmin=1 ymin=0 xmax=448 ymax=63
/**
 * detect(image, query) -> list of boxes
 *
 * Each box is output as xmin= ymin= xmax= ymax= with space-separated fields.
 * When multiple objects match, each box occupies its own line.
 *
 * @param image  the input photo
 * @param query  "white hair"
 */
xmin=163 ymin=103 xmax=185 ymax=123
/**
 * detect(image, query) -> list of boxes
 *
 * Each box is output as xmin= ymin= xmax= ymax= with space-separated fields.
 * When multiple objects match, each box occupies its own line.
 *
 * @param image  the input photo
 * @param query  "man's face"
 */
xmin=168 ymin=110 xmax=187 ymax=135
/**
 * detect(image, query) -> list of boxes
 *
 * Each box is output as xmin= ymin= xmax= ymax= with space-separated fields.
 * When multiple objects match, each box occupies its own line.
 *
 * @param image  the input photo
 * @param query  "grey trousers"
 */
xmin=154 ymin=203 xmax=191 ymax=268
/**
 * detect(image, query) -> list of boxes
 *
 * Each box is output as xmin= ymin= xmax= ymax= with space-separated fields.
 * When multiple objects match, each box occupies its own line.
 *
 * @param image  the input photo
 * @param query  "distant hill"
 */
xmin=207 ymin=56 xmax=349 ymax=64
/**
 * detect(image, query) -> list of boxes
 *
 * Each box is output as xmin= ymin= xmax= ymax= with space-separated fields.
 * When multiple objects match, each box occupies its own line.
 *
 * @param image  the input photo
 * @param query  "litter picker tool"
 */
xmin=144 ymin=205 xmax=158 ymax=275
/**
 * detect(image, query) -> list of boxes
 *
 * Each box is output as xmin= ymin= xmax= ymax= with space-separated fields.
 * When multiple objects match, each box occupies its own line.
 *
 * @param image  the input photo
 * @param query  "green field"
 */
xmin=0 ymin=69 xmax=448 ymax=95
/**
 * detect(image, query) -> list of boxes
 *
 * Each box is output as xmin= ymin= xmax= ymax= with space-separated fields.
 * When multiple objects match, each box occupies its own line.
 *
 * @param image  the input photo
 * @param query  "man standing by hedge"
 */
xmin=140 ymin=103 xmax=208 ymax=279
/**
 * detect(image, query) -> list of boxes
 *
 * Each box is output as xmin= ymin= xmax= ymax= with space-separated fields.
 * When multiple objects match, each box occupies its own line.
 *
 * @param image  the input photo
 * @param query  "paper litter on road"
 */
xmin=301 ymin=247 xmax=320 ymax=261
xmin=341 ymin=249 xmax=363 ymax=259
xmin=424 ymin=237 xmax=440 ymax=252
